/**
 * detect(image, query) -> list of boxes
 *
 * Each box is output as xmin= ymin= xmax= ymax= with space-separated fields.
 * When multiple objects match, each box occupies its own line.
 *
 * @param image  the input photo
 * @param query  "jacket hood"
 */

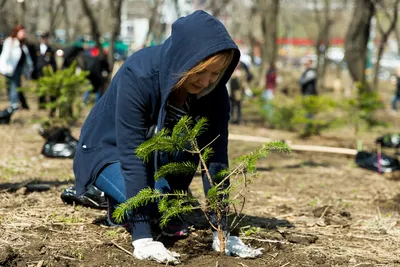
xmin=159 ymin=10 xmax=240 ymax=102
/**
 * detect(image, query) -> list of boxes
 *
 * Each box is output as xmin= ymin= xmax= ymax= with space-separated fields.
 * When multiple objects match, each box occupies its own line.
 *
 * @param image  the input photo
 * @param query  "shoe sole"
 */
xmin=161 ymin=229 xmax=189 ymax=237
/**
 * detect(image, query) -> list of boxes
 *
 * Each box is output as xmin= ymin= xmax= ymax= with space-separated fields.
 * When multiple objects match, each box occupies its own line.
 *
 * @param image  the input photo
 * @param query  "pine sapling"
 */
xmin=113 ymin=116 xmax=290 ymax=255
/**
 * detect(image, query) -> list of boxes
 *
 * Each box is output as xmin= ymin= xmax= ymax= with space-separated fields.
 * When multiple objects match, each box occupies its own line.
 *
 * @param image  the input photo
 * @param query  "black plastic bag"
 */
xmin=0 ymin=108 xmax=12 ymax=124
xmin=376 ymin=134 xmax=400 ymax=148
xmin=61 ymin=184 xmax=107 ymax=209
xmin=355 ymin=151 xmax=400 ymax=173
xmin=40 ymin=127 xmax=78 ymax=158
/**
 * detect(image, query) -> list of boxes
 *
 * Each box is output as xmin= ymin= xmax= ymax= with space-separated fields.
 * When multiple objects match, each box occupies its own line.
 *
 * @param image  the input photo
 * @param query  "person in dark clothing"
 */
xmin=229 ymin=63 xmax=247 ymax=124
xmin=299 ymin=58 xmax=318 ymax=96
xmin=391 ymin=67 xmax=400 ymax=113
xmin=82 ymin=49 xmax=110 ymax=104
xmin=33 ymin=32 xmax=57 ymax=108
xmin=0 ymin=25 xmax=33 ymax=115
xmin=73 ymin=10 xmax=263 ymax=264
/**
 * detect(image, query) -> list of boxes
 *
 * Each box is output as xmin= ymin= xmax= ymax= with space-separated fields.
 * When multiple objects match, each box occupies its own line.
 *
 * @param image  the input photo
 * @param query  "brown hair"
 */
xmin=173 ymin=49 xmax=235 ymax=90
xmin=10 ymin=25 xmax=25 ymax=39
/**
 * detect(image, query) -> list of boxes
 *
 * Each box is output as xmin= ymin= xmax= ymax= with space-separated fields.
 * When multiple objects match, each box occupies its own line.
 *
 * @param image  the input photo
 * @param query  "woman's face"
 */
xmin=16 ymin=29 xmax=26 ymax=40
xmin=182 ymin=57 xmax=227 ymax=95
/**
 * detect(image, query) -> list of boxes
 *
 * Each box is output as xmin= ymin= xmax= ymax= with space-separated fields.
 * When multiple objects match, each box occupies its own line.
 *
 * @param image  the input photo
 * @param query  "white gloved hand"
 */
xmin=212 ymin=232 xmax=264 ymax=258
xmin=132 ymin=238 xmax=180 ymax=265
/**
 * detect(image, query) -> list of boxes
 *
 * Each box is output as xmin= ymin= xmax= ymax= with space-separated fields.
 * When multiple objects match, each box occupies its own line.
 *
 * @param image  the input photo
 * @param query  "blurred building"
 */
xmin=120 ymin=0 xmax=152 ymax=51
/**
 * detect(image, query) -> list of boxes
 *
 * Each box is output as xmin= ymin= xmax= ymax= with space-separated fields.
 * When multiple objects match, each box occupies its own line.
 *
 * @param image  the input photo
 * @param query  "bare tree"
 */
xmin=0 ymin=0 xmax=10 ymax=32
xmin=81 ymin=0 xmax=104 ymax=56
xmin=145 ymin=0 xmax=162 ymax=45
xmin=61 ymin=0 xmax=71 ymax=42
xmin=48 ymin=0 xmax=63 ymax=36
xmin=344 ymin=0 xmax=375 ymax=90
xmin=258 ymin=0 xmax=280 ymax=86
xmin=372 ymin=0 xmax=399 ymax=90
xmin=173 ymin=0 xmax=181 ymax=18
xmin=18 ymin=0 xmax=27 ymax=25
xmin=207 ymin=0 xmax=232 ymax=17
xmin=28 ymin=1 xmax=40 ymax=35
xmin=313 ymin=0 xmax=334 ymax=91
xmin=108 ymin=0 xmax=124 ymax=69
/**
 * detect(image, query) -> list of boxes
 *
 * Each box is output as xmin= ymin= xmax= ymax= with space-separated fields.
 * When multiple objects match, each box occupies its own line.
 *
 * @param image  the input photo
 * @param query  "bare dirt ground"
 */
xmin=1 ymin=93 xmax=400 ymax=267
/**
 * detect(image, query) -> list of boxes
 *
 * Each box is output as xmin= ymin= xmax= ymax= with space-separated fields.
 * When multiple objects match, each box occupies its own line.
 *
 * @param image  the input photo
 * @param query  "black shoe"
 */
xmin=161 ymin=215 xmax=189 ymax=237
xmin=60 ymin=185 xmax=108 ymax=209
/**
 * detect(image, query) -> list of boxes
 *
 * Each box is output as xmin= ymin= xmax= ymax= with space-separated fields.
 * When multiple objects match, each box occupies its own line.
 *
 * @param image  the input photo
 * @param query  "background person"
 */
xmin=229 ymin=63 xmax=248 ymax=124
xmin=0 ymin=25 xmax=33 ymax=115
xmin=391 ymin=66 xmax=400 ymax=114
xmin=32 ymin=31 xmax=57 ymax=109
xmin=299 ymin=58 xmax=318 ymax=96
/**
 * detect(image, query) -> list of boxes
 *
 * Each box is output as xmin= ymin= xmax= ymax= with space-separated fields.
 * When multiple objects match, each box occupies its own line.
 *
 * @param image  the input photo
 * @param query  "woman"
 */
xmin=0 ymin=25 xmax=33 ymax=113
xmin=73 ymin=11 xmax=262 ymax=264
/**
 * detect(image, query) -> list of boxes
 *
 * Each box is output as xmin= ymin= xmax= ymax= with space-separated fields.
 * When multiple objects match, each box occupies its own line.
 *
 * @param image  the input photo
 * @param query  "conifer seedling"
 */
xmin=114 ymin=116 xmax=290 ymax=255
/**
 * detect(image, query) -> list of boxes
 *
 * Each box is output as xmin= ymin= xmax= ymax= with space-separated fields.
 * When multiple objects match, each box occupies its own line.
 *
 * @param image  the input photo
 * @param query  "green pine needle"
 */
xmin=154 ymin=161 xmax=198 ymax=181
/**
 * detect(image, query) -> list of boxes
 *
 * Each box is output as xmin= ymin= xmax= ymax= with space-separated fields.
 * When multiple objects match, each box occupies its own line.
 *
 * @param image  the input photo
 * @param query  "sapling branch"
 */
xmin=116 ymin=116 xmax=290 ymax=257
xmin=199 ymin=134 xmax=220 ymax=153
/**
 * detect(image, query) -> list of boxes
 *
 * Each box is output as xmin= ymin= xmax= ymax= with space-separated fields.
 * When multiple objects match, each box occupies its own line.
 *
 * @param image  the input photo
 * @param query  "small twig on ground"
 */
xmin=56 ymin=255 xmax=77 ymax=261
xmin=281 ymin=262 xmax=290 ymax=267
xmin=319 ymin=206 xmax=330 ymax=219
xmin=215 ymin=260 xmax=219 ymax=267
xmin=238 ymin=262 xmax=248 ymax=267
xmin=111 ymin=241 xmax=134 ymax=257
xmin=268 ymin=253 xmax=279 ymax=259
xmin=241 ymin=237 xmax=287 ymax=244
xmin=36 ymin=260 xmax=44 ymax=267
xmin=377 ymin=206 xmax=382 ymax=220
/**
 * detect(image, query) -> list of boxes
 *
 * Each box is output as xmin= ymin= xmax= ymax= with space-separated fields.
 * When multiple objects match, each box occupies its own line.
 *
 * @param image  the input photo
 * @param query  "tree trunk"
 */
xmin=61 ymin=0 xmax=71 ymax=42
xmin=28 ymin=1 xmax=40 ymax=35
xmin=315 ymin=0 xmax=332 ymax=92
xmin=0 ymin=0 xmax=10 ymax=31
xmin=372 ymin=0 xmax=399 ymax=90
xmin=49 ymin=0 xmax=63 ymax=36
xmin=258 ymin=0 xmax=280 ymax=87
xmin=18 ymin=0 xmax=26 ymax=25
xmin=145 ymin=0 xmax=161 ymax=46
xmin=344 ymin=0 xmax=375 ymax=90
xmin=81 ymin=0 xmax=104 ymax=57
xmin=207 ymin=0 xmax=231 ymax=18
xmin=395 ymin=28 xmax=400 ymax=55
xmin=108 ymin=0 xmax=124 ymax=71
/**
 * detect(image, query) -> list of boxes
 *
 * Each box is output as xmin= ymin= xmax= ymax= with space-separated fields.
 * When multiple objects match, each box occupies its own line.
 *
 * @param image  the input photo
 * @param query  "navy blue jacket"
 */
xmin=73 ymin=11 xmax=240 ymax=234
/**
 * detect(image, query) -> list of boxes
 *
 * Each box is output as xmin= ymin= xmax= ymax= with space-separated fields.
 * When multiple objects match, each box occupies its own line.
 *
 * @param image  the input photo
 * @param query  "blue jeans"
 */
xmin=94 ymin=148 xmax=199 ymax=209
xmin=94 ymin=162 xmax=127 ymax=205
xmin=83 ymin=90 xmax=102 ymax=104
xmin=6 ymin=67 xmax=23 ymax=110
xmin=262 ymin=89 xmax=274 ymax=119
xmin=392 ymin=95 xmax=400 ymax=111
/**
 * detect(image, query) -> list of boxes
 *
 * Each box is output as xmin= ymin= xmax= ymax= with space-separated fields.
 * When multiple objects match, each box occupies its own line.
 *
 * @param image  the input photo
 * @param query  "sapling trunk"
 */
xmin=218 ymin=223 xmax=226 ymax=255
xmin=195 ymin=140 xmax=228 ymax=255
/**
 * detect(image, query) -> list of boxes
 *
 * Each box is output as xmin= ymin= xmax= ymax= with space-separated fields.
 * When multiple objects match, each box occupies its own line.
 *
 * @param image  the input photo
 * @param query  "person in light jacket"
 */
xmin=0 ymin=25 xmax=33 ymax=114
xmin=73 ymin=10 xmax=263 ymax=264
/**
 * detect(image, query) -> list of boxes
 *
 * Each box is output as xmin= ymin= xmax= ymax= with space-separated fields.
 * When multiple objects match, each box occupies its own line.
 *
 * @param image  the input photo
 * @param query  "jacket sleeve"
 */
xmin=299 ymin=69 xmax=317 ymax=85
xmin=115 ymin=67 xmax=154 ymax=240
xmin=0 ymin=38 xmax=12 ymax=75
xmin=115 ymin=67 xmax=153 ymax=199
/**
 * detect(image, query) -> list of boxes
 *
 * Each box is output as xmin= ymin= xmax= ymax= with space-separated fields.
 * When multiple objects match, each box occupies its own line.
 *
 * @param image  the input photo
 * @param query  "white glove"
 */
xmin=132 ymin=238 xmax=180 ymax=265
xmin=212 ymin=232 xmax=263 ymax=258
